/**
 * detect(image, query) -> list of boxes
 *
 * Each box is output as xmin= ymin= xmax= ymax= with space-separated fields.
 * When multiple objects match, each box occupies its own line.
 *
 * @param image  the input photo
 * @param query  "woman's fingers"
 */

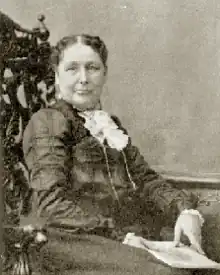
xmin=173 ymin=222 xmax=182 ymax=247
xmin=186 ymin=231 xmax=205 ymax=255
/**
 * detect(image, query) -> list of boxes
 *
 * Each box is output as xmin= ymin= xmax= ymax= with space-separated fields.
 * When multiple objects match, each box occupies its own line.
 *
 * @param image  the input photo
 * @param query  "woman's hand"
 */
xmin=173 ymin=210 xmax=205 ymax=255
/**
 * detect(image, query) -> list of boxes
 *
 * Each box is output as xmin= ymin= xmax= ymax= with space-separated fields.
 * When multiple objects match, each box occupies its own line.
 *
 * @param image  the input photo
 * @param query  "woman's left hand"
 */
xmin=173 ymin=210 xmax=205 ymax=255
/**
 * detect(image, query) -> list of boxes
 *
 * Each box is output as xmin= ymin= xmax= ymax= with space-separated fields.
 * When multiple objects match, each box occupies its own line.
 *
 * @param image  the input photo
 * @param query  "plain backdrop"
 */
xmin=2 ymin=0 xmax=220 ymax=177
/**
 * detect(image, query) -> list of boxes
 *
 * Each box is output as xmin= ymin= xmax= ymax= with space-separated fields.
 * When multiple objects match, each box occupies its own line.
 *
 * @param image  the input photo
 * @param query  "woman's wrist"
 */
xmin=180 ymin=209 xmax=205 ymax=226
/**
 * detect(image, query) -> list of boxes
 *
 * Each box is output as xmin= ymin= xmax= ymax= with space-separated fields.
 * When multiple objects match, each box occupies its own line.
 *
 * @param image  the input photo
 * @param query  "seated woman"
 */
xmin=22 ymin=34 xmax=204 ymax=275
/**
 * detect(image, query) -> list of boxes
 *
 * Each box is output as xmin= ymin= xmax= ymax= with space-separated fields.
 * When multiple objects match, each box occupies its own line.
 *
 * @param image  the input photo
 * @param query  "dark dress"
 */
xmin=21 ymin=99 xmax=197 ymax=275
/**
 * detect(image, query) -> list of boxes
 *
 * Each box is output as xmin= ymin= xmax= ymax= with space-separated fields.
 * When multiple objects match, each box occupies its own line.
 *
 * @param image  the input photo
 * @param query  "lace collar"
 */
xmin=78 ymin=110 xmax=129 ymax=151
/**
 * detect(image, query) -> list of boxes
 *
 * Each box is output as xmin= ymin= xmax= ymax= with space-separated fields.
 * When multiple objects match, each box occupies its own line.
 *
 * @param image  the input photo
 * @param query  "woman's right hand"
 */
xmin=173 ymin=210 xmax=205 ymax=255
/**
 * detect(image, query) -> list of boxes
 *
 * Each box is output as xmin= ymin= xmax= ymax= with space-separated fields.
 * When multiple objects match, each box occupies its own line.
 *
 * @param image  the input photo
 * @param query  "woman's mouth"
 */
xmin=76 ymin=90 xmax=91 ymax=95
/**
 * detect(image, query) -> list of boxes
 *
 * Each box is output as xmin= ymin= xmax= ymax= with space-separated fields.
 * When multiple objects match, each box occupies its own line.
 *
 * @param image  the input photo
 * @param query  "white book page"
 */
xmin=123 ymin=233 xmax=220 ymax=270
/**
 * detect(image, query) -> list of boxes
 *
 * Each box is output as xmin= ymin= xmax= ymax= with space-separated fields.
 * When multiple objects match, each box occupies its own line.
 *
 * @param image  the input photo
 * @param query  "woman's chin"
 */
xmin=71 ymin=101 xmax=98 ymax=111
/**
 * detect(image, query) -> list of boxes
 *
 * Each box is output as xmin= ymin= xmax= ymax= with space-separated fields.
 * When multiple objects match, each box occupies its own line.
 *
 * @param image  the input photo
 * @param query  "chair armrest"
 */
xmin=3 ymin=224 xmax=47 ymax=275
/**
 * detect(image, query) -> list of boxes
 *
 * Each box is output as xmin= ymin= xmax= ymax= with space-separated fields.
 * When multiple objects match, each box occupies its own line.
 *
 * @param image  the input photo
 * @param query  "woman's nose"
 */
xmin=79 ymin=68 xmax=88 ymax=84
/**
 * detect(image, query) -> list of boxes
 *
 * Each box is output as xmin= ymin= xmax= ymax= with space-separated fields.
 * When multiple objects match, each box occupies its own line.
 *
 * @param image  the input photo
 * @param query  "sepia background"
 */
xmin=2 ymin=0 xmax=220 ymax=178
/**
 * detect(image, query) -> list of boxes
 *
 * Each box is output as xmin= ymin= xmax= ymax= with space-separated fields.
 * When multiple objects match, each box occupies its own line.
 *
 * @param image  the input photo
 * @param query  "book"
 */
xmin=123 ymin=233 xmax=220 ymax=270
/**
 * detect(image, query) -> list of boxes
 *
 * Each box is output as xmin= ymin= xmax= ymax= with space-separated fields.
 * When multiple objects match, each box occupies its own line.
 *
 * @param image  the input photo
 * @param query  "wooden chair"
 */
xmin=1 ymin=11 xmax=53 ymax=274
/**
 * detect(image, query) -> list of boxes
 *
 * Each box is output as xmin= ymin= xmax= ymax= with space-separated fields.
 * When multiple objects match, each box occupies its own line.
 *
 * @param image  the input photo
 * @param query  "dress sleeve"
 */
xmin=112 ymin=116 xmax=198 ymax=216
xmin=22 ymin=108 xmax=105 ymax=230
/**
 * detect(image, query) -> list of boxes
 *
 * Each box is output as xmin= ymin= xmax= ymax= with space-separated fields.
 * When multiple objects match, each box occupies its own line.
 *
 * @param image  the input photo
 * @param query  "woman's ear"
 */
xmin=55 ymin=71 xmax=59 ymax=85
xmin=54 ymin=71 xmax=62 ymax=100
xmin=103 ymin=66 xmax=108 ymax=82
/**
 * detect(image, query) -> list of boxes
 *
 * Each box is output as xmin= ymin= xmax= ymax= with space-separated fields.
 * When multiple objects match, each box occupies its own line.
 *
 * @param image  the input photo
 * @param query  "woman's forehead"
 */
xmin=61 ymin=43 xmax=103 ymax=64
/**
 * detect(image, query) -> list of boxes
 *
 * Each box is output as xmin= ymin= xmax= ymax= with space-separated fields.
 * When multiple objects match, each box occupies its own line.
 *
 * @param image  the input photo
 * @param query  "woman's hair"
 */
xmin=51 ymin=34 xmax=108 ymax=68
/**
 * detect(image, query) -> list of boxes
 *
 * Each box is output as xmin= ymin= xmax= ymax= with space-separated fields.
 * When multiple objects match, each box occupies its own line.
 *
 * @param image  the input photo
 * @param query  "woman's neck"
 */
xmin=54 ymin=98 xmax=103 ymax=113
xmin=73 ymin=101 xmax=102 ymax=112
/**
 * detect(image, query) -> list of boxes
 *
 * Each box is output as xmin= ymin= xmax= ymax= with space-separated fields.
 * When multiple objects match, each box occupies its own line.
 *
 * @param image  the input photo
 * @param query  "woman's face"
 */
xmin=55 ymin=42 xmax=107 ymax=111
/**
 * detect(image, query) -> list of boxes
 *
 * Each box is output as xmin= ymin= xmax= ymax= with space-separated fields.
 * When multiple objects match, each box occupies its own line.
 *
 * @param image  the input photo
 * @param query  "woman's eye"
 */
xmin=68 ymin=67 xmax=77 ymax=71
xmin=87 ymin=65 xmax=100 ymax=71
xmin=66 ymin=65 xmax=78 ymax=72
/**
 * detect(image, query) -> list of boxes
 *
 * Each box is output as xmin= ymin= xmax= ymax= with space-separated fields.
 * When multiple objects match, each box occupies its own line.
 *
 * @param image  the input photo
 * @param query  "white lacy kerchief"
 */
xmin=78 ymin=110 xmax=129 ymax=151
